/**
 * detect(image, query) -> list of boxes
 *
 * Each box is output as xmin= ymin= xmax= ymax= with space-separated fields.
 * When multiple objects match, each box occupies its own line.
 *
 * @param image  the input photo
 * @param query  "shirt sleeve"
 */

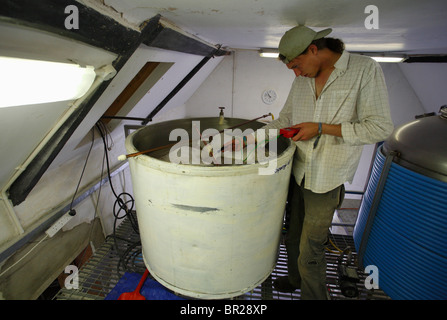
xmin=341 ymin=60 xmax=394 ymax=145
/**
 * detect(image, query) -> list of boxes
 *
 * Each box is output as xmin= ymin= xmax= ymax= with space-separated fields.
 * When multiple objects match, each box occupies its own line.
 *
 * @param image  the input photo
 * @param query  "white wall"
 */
xmin=185 ymin=53 xmax=235 ymax=117
xmin=342 ymin=62 xmax=427 ymax=195
xmin=398 ymin=63 xmax=447 ymax=114
xmin=381 ymin=63 xmax=426 ymax=126
xmin=184 ymin=50 xmax=430 ymax=193
xmin=186 ymin=50 xmax=295 ymax=120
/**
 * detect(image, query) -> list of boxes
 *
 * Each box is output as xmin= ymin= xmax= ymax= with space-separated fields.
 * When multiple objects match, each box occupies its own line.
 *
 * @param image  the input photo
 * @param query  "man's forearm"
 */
xmin=291 ymin=122 xmax=342 ymax=141
xmin=322 ymin=123 xmax=342 ymax=137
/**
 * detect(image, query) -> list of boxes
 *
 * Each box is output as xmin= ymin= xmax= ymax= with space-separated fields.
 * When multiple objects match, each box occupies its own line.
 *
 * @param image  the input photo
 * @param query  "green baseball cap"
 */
xmin=278 ymin=25 xmax=332 ymax=63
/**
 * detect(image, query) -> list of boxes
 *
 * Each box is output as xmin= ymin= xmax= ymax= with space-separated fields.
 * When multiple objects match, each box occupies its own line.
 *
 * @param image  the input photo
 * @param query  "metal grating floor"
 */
xmin=54 ymin=217 xmax=390 ymax=301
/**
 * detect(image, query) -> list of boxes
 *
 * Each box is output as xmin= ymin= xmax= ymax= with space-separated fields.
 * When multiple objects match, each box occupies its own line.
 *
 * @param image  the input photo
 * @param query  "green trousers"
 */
xmin=285 ymin=176 xmax=345 ymax=300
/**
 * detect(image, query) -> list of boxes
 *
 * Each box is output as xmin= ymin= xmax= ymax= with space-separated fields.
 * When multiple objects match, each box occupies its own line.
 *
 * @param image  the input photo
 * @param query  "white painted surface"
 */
xmin=105 ymin=0 xmax=447 ymax=54
xmin=125 ymin=124 xmax=295 ymax=298
xmin=399 ymin=63 xmax=447 ymax=114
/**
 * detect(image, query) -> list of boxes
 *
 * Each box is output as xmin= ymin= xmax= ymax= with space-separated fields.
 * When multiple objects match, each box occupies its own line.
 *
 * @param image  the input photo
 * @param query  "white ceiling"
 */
xmin=102 ymin=0 xmax=447 ymax=54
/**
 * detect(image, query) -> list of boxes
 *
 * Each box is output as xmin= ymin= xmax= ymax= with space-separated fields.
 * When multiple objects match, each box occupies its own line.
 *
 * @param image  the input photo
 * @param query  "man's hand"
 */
xmin=290 ymin=122 xmax=319 ymax=141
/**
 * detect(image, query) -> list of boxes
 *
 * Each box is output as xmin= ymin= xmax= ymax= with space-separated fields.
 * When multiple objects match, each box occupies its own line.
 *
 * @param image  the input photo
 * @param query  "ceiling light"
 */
xmin=260 ymin=52 xmax=279 ymax=58
xmin=371 ymin=56 xmax=405 ymax=63
xmin=0 ymin=56 xmax=96 ymax=108
xmin=259 ymin=49 xmax=279 ymax=58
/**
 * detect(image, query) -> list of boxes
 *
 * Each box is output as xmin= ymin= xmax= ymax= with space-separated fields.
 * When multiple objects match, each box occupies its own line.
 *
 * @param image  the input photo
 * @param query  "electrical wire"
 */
xmin=95 ymin=122 xmax=137 ymax=230
xmin=69 ymin=128 xmax=95 ymax=214
xmin=0 ymin=234 xmax=49 ymax=278
xmin=95 ymin=121 xmax=141 ymax=277
xmin=326 ymin=238 xmax=344 ymax=253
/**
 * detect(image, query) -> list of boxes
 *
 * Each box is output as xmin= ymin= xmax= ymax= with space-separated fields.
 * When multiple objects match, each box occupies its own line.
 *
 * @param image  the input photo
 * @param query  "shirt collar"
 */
xmin=333 ymin=50 xmax=349 ymax=75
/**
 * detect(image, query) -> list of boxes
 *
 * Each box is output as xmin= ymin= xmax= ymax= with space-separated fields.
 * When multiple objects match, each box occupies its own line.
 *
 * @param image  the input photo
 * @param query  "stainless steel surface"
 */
xmin=383 ymin=113 xmax=447 ymax=181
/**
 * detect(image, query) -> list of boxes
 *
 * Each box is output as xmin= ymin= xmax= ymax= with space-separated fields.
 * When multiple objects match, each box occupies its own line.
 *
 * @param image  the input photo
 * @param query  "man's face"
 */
xmin=286 ymin=45 xmax=320 ymax=78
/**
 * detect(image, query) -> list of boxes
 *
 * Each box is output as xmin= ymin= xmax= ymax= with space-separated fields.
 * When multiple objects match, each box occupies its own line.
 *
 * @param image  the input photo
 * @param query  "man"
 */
xmin=261 ymin=25 xmax=394 ymax=299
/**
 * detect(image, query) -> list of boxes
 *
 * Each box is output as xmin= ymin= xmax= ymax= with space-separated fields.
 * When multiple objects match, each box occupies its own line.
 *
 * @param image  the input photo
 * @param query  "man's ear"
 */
xmin=307 ymin=44 xmax=318 ymax=55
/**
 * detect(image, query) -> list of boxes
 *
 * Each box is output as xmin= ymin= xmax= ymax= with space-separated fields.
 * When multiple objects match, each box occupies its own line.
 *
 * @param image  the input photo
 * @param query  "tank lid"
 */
xmin=383 ymin=107 xmax=447 ymax=179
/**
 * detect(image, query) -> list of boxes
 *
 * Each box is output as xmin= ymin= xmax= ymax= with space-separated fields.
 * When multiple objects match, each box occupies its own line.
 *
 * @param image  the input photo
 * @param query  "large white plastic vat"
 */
xmin=125 ymin=117 xmax=295 ymax=299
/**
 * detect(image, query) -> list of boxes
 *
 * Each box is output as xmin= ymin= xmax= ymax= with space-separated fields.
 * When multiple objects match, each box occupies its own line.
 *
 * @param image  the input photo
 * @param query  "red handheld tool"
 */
xmin=118 ymin=269 xmax=149 ymax=300
xmin=279 ymin=127 xmax=300 ymax=138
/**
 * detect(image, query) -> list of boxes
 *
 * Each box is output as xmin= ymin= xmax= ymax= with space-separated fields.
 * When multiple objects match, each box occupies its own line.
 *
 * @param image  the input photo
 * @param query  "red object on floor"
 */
xmin=118 ymin=269 xmax=149 ymax=300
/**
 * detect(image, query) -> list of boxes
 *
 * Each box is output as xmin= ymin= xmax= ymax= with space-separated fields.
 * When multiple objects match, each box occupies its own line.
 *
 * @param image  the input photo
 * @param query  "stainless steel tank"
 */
xmin=354 ymin=107 xmax=447 ymax=299
xmin=125 ymin=117 xmax=295 ymax=299
xmin=382 ymin=106 xmax=447 ymax=181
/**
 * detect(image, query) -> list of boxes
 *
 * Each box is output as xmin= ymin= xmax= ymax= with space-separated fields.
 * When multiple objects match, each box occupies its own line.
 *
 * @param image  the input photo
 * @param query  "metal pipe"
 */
xmin=101 ymin=116 xmax=149 ymax=122
xmin=141 ymin=48 xmax=223 ymax=125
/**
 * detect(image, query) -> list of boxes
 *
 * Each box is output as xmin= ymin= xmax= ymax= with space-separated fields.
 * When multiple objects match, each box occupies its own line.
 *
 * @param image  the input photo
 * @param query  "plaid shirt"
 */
xmin=264 ymin=50 xmax=393 ymax=193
